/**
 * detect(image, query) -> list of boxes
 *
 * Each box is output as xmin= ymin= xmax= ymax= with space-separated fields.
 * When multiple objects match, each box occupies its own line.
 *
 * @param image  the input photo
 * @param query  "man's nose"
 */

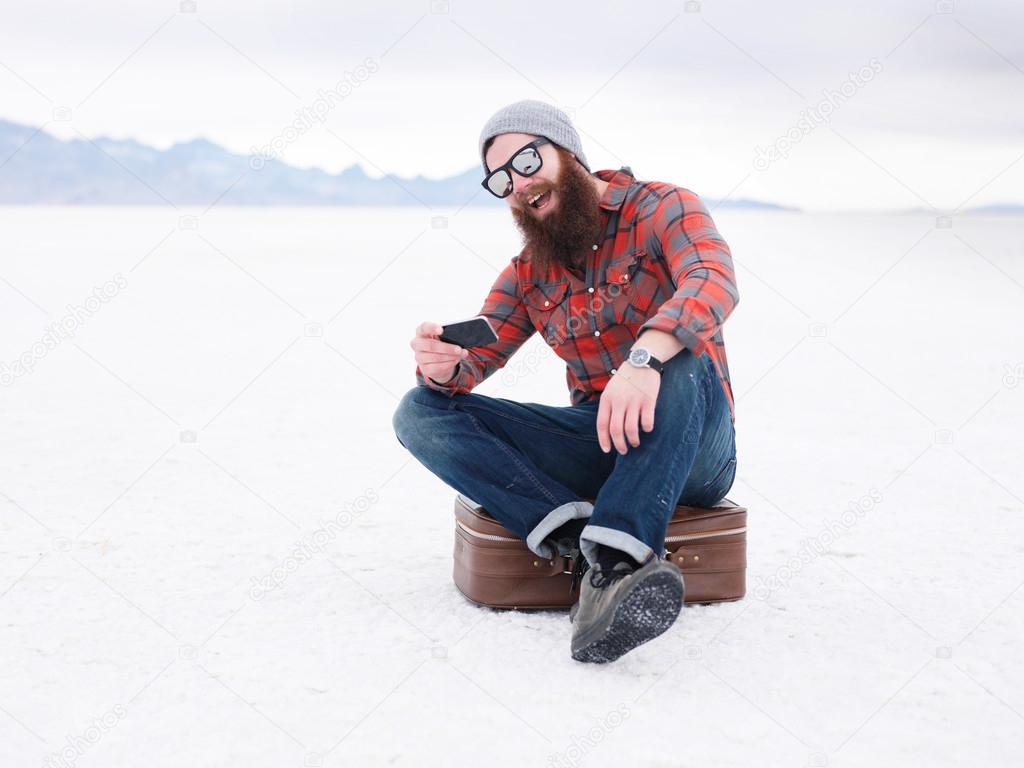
xmin=510 ymin=170 xmax=541 ymax=192
xmin=505 ymin=175 xmax=528 ymax=200
xmin=508 ymin=171 xmax=530 ymax=190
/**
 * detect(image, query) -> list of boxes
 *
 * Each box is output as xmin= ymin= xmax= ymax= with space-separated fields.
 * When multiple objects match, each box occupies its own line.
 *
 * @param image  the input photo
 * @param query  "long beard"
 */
xmin=510 ymin=154 xmax=604 ymax=274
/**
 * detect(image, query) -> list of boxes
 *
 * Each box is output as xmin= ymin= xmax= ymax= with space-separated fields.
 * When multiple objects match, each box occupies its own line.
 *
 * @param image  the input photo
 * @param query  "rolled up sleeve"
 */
xmin=638 ymin=189 xmax=739 ymax=356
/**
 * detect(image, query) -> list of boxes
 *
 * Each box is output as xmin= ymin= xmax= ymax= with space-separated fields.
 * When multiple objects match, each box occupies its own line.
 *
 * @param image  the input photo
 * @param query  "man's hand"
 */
xmin=596 ymin=365 xmax=660 ymax=454
xmin=410 ymin=321 xmax=469 ymax=384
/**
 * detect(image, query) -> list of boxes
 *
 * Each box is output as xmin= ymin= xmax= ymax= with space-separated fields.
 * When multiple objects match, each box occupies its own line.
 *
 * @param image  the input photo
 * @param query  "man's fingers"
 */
xmin=416 ymin=321 xmax=444 ymax=337
xmin=598 ymin=390 xmax=641 ymax=455
xmin=609 ymin=403 xmax=628 ymax=455
xmin=596 ymin=398 xmax=612 ymax=453
xmin=417 ymin=351 xmax=464 ymax=364
xmin=412 ymin=336 xmax=466 ymax=357
xmin=422 ymin=342 xmax=467 ymax=358
xmin=641 ymin=398 xmax=656 ymax=433
xmin=624 ymin=401 xmax=642 ymax=447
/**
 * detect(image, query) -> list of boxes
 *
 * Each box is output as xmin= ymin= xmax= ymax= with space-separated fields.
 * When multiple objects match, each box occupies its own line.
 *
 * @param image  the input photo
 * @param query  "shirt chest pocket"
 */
xmin=599 ymin=248 xmax=654 ymax=324
xmin=522 ymin=281 xmax=571 ymax=347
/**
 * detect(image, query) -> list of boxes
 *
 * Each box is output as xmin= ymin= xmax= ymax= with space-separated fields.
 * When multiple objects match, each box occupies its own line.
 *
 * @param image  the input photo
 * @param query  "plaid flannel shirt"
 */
xmin=415 ymin=166 xmax=739 ymax=422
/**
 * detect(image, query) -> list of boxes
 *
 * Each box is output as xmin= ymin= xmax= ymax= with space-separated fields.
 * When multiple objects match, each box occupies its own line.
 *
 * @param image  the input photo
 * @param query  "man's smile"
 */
xmin=521 ymin=183 xmax=555 ymax=214
xmin=527 ymin=188 xmax=554 ymax=211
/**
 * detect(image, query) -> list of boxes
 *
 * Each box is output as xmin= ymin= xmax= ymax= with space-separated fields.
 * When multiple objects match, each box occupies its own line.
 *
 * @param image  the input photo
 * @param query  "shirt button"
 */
xmin=594 ymin=330 xmax=600 ymax=336
xmin=587 ymin=287 xmax=595 ymax=293
xmin=544 ymin=300 xmax=550 ymax=306
xmin=611 ymin=368 xmax=617 ymax=374
xmin=592 ymin=244 xmax=599 ymax=250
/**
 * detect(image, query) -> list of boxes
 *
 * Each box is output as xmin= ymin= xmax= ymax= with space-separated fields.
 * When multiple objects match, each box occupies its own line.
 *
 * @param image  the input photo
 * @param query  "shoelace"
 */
xmin=568 ymin=551 xmax=590 ymax=594
xmin=569 ymin=551 xmax=635 ymax=592
xmin=589 ymin=564 xmax=632 ymax=589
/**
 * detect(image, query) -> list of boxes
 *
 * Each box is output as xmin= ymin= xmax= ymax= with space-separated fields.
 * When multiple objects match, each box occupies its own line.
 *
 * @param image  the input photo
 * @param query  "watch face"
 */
xmin=629 ymin=348 xmax=650 ymax=366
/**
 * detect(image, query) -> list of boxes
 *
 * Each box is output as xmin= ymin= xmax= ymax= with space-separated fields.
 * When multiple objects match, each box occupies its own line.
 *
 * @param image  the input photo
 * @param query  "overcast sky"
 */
xmin=2 ymin=0 xmax=1022 ymax=211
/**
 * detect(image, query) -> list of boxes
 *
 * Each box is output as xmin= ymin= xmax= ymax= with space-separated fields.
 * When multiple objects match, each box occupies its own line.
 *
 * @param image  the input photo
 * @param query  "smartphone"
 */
xmin=439 ymin=316 xmax=499 ymax=348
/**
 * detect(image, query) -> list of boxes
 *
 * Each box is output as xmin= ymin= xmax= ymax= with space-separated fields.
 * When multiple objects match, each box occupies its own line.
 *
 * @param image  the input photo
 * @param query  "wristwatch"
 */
xmin=626 ymin=347 xmax=664 ymax=374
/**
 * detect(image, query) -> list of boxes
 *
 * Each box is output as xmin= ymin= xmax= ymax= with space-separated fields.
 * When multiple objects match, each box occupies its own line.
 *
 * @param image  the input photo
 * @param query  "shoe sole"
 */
xmin=570 ymin=564 xmax=684 ymax=664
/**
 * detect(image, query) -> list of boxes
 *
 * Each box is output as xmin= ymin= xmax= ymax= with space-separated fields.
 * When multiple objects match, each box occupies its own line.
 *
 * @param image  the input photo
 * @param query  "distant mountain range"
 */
xmin=0 ymin=118 xmax=794 ymax=209
xmin=959 ymin=203 xmax=1024 ymax=213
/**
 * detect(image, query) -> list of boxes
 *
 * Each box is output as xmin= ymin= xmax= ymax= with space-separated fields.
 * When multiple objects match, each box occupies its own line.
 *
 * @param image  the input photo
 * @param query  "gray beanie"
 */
xmin=479 ymin=99 xmax=590 ymax=173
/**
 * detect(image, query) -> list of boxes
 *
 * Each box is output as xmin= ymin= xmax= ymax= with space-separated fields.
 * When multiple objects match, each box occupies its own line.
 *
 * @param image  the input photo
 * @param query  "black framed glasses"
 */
xmin=481 ymin=137 xmax=552 ymax=198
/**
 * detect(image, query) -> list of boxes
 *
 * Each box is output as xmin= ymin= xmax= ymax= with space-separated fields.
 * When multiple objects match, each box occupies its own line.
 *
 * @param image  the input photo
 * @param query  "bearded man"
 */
xmin=392 ymin=99 xmax=739 ymax=663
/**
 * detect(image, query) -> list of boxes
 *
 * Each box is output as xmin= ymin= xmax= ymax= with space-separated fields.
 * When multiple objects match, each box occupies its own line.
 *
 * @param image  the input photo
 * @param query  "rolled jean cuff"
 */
xmin=579 ymin=524 xmax=656 ymax=568
xmin=525 ymin=499 xmax=594 ymax=559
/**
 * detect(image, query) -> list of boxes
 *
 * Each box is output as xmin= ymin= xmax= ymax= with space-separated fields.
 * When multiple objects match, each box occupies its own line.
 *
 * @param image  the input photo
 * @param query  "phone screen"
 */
xmin=439 ymin=316 xmax=498 ymax=348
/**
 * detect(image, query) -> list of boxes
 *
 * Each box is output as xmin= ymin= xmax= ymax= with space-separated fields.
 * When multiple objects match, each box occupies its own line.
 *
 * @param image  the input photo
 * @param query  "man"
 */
xmin=392 ymin=99 xmax=739 ymax=663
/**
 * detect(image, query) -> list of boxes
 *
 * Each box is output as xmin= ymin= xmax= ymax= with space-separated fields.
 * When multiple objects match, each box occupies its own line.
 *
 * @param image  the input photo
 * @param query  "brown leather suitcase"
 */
xmin=452 ymin=493 xmax=747 ymax=609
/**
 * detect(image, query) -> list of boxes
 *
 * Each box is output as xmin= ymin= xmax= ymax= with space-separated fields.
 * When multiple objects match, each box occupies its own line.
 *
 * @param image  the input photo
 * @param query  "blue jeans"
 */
xmin=391 ymin=348 xmax=737 ymax=566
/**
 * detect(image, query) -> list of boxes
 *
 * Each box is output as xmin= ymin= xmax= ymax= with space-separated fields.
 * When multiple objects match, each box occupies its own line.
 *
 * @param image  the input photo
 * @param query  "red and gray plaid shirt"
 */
xmin=415 ymin=166 xmax=739 ymax=422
